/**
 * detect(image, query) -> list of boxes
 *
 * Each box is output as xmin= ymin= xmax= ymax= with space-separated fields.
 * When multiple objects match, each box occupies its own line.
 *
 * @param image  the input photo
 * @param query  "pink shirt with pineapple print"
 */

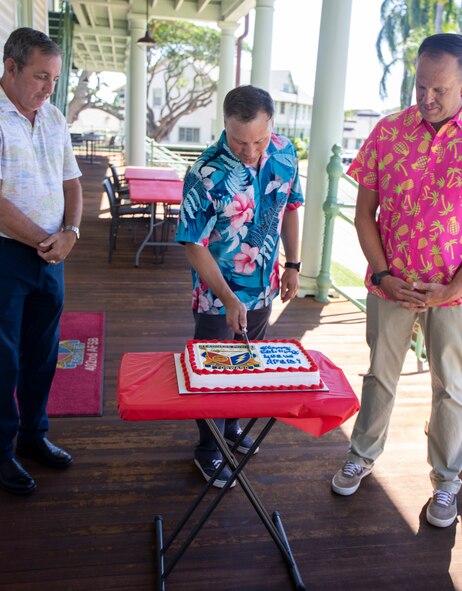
xmin=348 ymin=104 xmax=462 ymax=306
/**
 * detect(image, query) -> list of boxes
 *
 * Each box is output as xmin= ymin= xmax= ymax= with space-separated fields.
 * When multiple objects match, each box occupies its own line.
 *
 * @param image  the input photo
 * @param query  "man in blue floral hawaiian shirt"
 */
xmin=176 ymin=85 xmax=304 ymax=487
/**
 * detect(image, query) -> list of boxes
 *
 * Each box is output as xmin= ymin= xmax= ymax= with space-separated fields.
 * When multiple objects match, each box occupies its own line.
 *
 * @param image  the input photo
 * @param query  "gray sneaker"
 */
xmin=332 ymin=461 xmax=372 ymax=495
xmin=426 ymin=490 xmax=457 ymax=528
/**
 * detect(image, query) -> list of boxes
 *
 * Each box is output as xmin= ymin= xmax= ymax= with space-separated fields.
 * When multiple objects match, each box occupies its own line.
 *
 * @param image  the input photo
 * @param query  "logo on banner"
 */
xmin=57 ymin=340 xmax=85 ymax=369
xmin=57 ymin=336 xmax=100 ymax=371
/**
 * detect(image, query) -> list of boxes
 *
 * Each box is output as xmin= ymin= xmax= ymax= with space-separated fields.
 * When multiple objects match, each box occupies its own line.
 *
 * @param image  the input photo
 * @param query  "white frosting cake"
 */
xmin=181 ymin=339 xmax=322 ymax=392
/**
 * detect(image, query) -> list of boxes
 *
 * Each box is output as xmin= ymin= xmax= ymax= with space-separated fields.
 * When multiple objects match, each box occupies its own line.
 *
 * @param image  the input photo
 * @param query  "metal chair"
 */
xmin=102 ymin=177 xmax=150 ymax=263
xmin=108 ymin=163 xmax=130 ymax=199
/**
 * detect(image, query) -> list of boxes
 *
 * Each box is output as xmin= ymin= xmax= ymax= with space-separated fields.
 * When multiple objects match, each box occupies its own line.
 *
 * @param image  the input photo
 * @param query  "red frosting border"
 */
xmin=180 ymin=352 xmax=324 ymax=393
xmin=186 ymin=339 xmax=319 ymax=376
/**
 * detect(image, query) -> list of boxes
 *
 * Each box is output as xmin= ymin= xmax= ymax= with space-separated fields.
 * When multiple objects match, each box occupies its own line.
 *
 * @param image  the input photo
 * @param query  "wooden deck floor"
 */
xmin=1 ymin=156 xmax=461 ymax=591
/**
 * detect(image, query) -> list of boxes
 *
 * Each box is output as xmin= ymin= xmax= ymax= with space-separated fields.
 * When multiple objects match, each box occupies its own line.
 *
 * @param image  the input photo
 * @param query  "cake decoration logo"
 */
xmin=57 ymin=339 xmax=85 ymax=369
xmin=200 ymin=345 xmax=261 ymax=370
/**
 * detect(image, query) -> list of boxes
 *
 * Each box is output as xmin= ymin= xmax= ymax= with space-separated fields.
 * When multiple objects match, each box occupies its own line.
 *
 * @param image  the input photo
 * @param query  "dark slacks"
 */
xmin=0 ymin=238 xmax=64 ymax=463
xmin=193 ymin=305 xmax=271 ymax=460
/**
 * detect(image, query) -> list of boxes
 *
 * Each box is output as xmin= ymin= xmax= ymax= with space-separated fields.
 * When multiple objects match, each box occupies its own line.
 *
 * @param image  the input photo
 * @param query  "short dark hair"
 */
xmin=223 ymin=85 xmax=274 ymax=122
xmin=3 ymin=27 xmax=61 ymax=70
xmin=418 ymin=33 xmax=462 ymax=69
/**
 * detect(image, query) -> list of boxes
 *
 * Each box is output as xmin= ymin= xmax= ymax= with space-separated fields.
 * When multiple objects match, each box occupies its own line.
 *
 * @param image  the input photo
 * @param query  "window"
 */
xmin=280 ymin=102 xmax=285 ymax=115
xmin=179 ymin=127 xmax=200 ymax=143
xmin=152 ymin=88 xmax=162 ymax=107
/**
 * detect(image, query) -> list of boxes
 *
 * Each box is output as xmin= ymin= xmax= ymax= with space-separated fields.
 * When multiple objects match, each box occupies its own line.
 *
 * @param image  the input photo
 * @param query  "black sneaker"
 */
xmin=224 ymin=428 xmax=259 ymax=455
xmin=194 ymin=457 xmax=236 ymax=488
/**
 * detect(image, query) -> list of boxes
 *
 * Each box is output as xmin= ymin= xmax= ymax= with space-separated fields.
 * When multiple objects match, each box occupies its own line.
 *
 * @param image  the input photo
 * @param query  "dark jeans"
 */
xmin=193 ymin=305 xmax=271 ymax=461
xmin=0 ymin=238 xmax=64 ymax=463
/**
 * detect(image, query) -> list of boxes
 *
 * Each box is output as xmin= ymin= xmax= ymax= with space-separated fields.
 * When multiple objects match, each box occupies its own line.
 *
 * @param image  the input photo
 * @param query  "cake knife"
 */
xmin=241 ymin=327 xmax=253 ymax=358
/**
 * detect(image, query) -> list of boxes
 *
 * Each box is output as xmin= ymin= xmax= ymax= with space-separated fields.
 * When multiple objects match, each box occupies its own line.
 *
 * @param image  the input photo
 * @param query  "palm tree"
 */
xmin=376 ymin=0 xmax=460 ymax=109
xmin=444 ymin=238 xmax=458 ymax=259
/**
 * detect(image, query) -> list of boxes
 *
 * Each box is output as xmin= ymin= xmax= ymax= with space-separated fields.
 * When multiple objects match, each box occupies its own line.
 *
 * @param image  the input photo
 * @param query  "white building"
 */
xmin=270 ymin=71 xmax=312 ymax=140
xmin=71 ymin=73 xmax=379 ymax=156
xmin=148 ymin=69 xmax=313 ymax=145
xmin=342 ymin=109 xmax=381 ymax=159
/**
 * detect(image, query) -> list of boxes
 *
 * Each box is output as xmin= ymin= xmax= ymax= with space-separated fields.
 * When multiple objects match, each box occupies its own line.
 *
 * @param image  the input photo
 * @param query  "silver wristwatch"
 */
xmin=63 ymin=225 xmax=80 ymax=240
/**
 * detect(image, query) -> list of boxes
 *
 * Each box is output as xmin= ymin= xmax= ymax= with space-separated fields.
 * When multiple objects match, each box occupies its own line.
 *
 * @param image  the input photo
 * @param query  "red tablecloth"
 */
xmin=128 ymin=179 xmax=183 ymax=204
xmin=125 ymin=166 xmax=181 ymax=181
xmin=117 ymin=351 xmax=359 ymax=437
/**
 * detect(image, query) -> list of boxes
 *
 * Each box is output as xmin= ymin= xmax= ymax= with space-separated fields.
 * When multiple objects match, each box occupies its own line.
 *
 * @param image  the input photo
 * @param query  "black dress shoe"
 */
xmin=0 ymin=458 xmax=36 ymax=495
xmin=16 ymin=438 xmax=72 ymax=469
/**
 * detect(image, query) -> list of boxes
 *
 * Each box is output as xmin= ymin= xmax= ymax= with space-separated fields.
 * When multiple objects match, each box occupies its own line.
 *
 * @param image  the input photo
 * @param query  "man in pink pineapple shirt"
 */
xmin=332 ymin=33 xmax=462 ymax=528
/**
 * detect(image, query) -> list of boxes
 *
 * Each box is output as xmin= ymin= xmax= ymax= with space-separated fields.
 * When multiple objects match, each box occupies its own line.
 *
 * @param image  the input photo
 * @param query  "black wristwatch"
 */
xmin=371 ymin=270 xmax=391 ymax=285
xmin=285 ymin=261 xmax=301 ymax=272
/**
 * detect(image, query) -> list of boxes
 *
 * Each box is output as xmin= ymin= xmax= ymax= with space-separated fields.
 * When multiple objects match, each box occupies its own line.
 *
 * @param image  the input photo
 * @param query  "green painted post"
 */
xmin=315 ymin=144 xmax=344 ymax=303
xmin=414 ymin=323 xmax=426 ymax=361
xmin=50 ymin=1 xmax=74 ymax=117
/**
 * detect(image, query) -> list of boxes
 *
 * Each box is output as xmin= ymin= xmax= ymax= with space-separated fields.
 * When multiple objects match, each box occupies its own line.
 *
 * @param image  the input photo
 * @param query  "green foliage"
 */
xmin=290 ymin=137 xmax=308 ymax=160
xmin=344 ymin=109 xmax=357 ymax=119
xmin=148 ymin=20 xmax=220 ymax=68
xmin=331 ymin=262 xmax=364 ymax=287
xmin=145 ymin=20 xmax=222 ymax=140
xmin=376 ymin=0 xmax=461 ymax=109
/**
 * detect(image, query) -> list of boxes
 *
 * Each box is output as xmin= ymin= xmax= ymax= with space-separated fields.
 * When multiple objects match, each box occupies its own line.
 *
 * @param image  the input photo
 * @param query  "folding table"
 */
xmin=117 ymin=350 xmax=359 ymax=590
xmin=125 ymin=168 xmax=183 ymax=266
xmin=82 ymin=133 xmax=102 ymax=164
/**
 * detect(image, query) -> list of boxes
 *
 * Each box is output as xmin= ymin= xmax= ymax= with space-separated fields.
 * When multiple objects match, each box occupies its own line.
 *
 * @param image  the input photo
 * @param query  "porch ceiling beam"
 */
xmin=71 ymin=0 xmax=128 ymax=6
xmin=220 ymin=0 xmax=255 ymax=21
xmin=197 ymin=0 xmax=212 ymax=14
xmin=71 ymin=4 xmax=91 ymax=27
xmin=74 ymin=25 xmax=129 ymax=38
xmin=85 ymin=3 xmax=97 ymax=27
xmin=146 ymin=0 xmax=221 ymax=21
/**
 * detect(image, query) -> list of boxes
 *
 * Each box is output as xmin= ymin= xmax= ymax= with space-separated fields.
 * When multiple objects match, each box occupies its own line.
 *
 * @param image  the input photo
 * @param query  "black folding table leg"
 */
xmin=154 ymin=417 xmax=306 ymax=591
xmin=207 ymin=418 xmax=306 ymax=591
xmin=158 ymin=419 xmax=265 ymax=582
xmin=155 ymin=515 xmax=165 ymax=591
xmin=273 ymin=511 xmax=306 ymax=590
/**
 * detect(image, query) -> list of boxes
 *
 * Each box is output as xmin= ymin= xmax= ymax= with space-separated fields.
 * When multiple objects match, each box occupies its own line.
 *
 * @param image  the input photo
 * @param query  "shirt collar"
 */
xmin=411 ymin=103 xmax=462 ymax=132
xmin=217 ymin=129 xmax=240 ymax=164
xmin=452 ymin=107 xmax=462 ymax=129
xmin=0 ymin=84 xmax=16 ymax=114
xmin=0 ymin=83 xmax=44 ymax=124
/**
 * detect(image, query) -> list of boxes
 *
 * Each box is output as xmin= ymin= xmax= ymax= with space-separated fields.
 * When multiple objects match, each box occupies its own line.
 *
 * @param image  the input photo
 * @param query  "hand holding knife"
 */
xmin=241 ymin=326 xmax=253 ymax=357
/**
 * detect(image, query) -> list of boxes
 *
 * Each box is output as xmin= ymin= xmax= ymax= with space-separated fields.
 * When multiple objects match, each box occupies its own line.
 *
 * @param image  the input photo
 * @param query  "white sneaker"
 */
xmin=331 ymin=461 xmax=372 ymax=496
xmin=426 ymin=490 xmax=457 ymax=528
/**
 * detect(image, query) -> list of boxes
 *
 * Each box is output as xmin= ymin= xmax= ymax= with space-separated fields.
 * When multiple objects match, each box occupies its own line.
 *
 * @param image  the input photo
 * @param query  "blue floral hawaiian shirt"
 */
xmin=175 ymin=130 xmax=304 ymax=314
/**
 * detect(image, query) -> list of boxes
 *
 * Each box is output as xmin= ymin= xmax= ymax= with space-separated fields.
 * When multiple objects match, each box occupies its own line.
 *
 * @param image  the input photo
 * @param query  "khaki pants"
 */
xmin=347 ymin=293 xmax=462 ymax=494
